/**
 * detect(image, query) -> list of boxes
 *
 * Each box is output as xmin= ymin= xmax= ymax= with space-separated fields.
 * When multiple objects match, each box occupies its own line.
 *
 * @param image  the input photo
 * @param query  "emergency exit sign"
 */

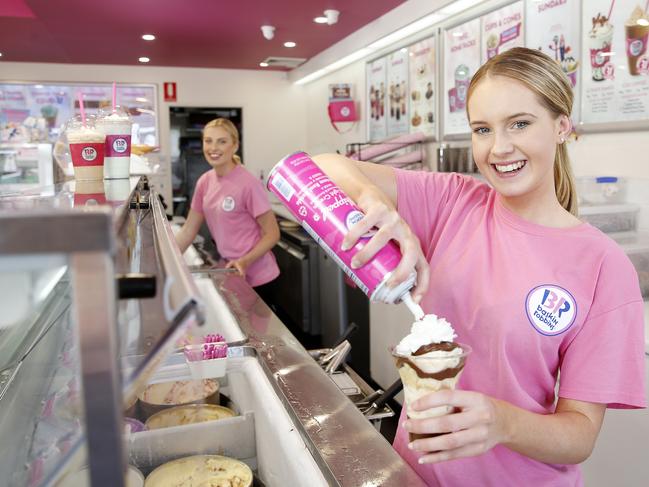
xmin=163 ymin=82 xmax=177 ymax=102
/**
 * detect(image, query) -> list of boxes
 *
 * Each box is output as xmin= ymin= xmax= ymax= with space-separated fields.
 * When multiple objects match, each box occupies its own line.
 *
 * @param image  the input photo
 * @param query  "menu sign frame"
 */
xmin=408 ymin=36 xmax=438 ymax=139
xmin=442 ymin=17 xmax=482 ymax=138
xmin=579 ymin=0 xmax=649 ymax=130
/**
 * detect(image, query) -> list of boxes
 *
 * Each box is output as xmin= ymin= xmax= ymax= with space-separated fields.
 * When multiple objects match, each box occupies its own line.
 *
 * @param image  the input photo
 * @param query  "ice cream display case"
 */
xmin=0 ymin=177 xmax=426 ymax=486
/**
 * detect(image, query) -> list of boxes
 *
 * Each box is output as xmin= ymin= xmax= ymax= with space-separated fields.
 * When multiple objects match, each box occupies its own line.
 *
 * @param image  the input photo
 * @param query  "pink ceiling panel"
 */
xmin=0 ymin=0 xmax=406 ymax=69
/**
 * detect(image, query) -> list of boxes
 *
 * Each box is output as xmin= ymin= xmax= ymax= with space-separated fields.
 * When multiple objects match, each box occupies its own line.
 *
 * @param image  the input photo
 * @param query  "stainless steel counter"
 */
xmin=205 ymin=271 xmax=426 ymax=486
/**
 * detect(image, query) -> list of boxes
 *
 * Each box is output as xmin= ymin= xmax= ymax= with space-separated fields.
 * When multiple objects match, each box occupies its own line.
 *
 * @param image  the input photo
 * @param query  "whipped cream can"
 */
xmin=267 ymin=151 xmax=415 ymax=303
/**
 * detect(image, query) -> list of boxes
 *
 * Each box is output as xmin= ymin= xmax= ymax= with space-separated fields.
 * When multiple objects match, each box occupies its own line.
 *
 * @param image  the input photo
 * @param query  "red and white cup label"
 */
xmin=70 ymin=142 xmax=105 ymax=167
xmin=105 ymin=134 xmax=131 ymax=157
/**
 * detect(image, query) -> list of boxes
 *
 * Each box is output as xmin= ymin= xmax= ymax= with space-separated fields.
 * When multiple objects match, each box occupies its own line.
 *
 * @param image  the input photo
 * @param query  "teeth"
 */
xmin=494 ymin=161 xmax=525 ymax=173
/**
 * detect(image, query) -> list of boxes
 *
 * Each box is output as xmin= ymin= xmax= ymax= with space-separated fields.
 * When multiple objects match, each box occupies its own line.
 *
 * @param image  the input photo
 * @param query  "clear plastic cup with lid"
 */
xmin=64 ymin=115 xmax=106 ymax=181
xmin=96 ymin=106 xmax=133 ymax=179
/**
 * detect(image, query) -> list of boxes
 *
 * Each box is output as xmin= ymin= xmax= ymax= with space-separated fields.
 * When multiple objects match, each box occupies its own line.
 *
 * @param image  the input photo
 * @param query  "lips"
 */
xmin=491 ymin=160 xmax=527 ymax=175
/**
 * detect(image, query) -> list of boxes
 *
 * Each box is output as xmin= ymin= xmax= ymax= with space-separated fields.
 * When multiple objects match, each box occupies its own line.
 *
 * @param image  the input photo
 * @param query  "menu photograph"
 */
xmin=386 ymin=49 xmax=410 ymax=137
xmin=581 ymin=0 xmax=649 ymax=124
xmin=525 ymin=0 xmax=581 ymax=117
xmin=481 ymin=1 xmax=525 ymax=63
xmin=408 ymin=37 xmax=437 ymax=138
xmin=367 ymin=57 xmax=388 ymax=141
xmin=444 ymin=18 xmax=481 ymax=136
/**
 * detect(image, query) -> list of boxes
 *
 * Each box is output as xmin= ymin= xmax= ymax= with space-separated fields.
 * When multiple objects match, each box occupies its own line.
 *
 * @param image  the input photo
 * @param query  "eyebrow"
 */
xmin=469 ymin=112 xmax=538 ymax=127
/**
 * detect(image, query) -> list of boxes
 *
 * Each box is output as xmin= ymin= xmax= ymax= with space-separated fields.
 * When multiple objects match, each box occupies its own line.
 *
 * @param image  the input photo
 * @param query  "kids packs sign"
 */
xmin=525 ymin=284 xmax=577 ymax=336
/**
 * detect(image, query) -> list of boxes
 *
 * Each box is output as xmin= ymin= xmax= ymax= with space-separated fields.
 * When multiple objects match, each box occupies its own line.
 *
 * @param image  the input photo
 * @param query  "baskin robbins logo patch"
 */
xmin=525 ymin=284 xmax=577 ymax=336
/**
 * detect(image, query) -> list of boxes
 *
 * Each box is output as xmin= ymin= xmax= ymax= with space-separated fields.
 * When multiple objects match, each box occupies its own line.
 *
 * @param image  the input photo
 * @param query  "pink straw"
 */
xmin=645 ymin=0 xmax=648 ymax=14
xmin=112 ymin=82 xmax=116 ymax=111
xmin=77 ymin=93 xmax=86 ymax=126
xmin=607 ymin=0 xmax=615 ymax=21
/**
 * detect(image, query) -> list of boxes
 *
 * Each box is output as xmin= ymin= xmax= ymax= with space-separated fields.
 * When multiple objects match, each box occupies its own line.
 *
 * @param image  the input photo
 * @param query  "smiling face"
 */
xmin=468 ymin=75 xmax=570 ymax=210
xmin=202 ymin=126 xmax=238 ymax=174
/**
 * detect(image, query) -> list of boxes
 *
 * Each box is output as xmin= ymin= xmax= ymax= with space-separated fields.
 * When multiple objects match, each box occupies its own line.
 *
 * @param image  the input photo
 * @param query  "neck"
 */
xmin=214 ymin=160 xmax=236 ymax=177
xmin=499 ymin=181 xmax=577 ymax=228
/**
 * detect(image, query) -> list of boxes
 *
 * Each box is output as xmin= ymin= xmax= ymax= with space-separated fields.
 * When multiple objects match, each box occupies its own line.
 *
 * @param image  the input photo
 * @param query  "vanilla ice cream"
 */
xmin=145 ymin=455 xmax=253 ymax=487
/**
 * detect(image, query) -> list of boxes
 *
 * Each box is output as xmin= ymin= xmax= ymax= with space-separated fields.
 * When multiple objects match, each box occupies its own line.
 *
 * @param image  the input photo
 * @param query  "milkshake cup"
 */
xmin=96 ymin=107 xmax=133 ymax=179
xmin=625 ymin=7 xmax=649 ymax=75
xmin=392 ymin=314 xmax=469 ymax=442
xmin=454 ymin=65 xmax=470 ymax=110
xmin=66 ymin=117 xmax=106 ymax=181
xmin=589 ymin=15 xmax=614 ymax=81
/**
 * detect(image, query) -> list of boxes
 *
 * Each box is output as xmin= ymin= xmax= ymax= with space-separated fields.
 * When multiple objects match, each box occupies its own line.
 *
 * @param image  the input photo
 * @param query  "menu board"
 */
xmin=367 ymin=57 xmax=388 ymax=141
xmin=386 ymin=49 xmax=410 ymax=137
xmin=581 ymin=0 xmax=649 ymax=124
xmin=444 ymin=18 xmax=481 ymax=136
xmin=0 ymin=83 xmax=157 ymax=144
xmin=481 ymin=1 xmax=525 ymax=63
xmin=526 ymin=0 xmax=581 ymax=118
xmin=408 ymin=37 xmax=437 ymax=138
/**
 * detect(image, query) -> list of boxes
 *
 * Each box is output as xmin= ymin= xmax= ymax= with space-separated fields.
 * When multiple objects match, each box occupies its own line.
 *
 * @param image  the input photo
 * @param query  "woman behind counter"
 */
xmin=176 ymin=118 xmax=280 ymax=304
xmin=312 ymin=48 xmax=646 ymax=486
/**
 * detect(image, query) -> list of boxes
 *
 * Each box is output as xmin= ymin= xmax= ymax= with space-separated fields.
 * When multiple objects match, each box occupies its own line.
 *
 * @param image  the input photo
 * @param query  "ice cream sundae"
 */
xmin=589 ymin=13 xmax=614 ymax=81
xmin=393 ymin=314 xmax=469 ymax=441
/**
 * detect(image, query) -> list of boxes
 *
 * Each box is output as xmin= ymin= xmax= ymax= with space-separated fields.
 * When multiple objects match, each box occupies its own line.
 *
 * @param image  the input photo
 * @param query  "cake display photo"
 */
xmin=392 ymin=314 xmax=470 ymax=441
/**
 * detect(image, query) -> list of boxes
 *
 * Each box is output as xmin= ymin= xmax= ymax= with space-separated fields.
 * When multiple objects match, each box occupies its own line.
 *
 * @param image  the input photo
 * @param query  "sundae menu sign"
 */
xmin=443 ymin=18 xmax=481 ymax=136
xmin=408 ymin=36 xmax=437 ymax=138
xmin=367 ymin=57 xmax=388 ymax=141
xmin=581 ymin=0 xmax=649 ymax=124
xmin=481 ymin=1 xmax=524 ymax=63
xmin=386 ymin=49 xmax=410 ymax=137
xmin=525 ymin=0 xmax=581 ymax=118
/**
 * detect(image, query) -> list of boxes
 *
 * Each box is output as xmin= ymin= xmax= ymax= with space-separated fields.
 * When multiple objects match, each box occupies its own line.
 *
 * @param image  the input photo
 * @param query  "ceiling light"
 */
xmin=284 ymin=41 xmax=296 ymax=48
xmin=259 ymin=62 xmax=269 ymax=67
xmin=142 ymin=34 xmax=156 ymax=41
xmin=314 ymin=16 xmax=328 ymax=24
xmin=368 ymin=12 xmax=444 ymax=51
xmin=0 ymin=53 xmax=3 ymax=57
xmin=34 ymin=84 xmax=44 ymax=89
xmin=138 ymin=57 xmax=150 ymax=63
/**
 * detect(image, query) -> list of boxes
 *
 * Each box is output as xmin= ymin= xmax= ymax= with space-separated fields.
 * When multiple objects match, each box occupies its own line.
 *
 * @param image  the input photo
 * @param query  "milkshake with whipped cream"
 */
xmin=393 ymin=314 xmax=470 ymax=441
xmin=589 ymin=13 xmax=614 ymax=81
xmin=66 ymin=117 xmax=106 ymax=181
xmin=96 ymin=108 xmax=133 ymax=179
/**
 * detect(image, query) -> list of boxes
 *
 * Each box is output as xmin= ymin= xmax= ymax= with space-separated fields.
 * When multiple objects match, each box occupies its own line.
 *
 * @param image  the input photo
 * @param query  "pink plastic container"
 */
xmin=267 ymin=151 xmax=415 ymax=303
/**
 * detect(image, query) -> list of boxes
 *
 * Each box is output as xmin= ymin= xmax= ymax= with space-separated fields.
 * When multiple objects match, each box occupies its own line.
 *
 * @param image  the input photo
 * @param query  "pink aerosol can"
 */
xmin=267 ymin=151 xmax=419 ymax=307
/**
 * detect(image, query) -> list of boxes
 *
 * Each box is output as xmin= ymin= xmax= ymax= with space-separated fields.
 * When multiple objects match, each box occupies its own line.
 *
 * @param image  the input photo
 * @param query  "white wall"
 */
xmin=0 ymin=62 xmax=308 ymax=181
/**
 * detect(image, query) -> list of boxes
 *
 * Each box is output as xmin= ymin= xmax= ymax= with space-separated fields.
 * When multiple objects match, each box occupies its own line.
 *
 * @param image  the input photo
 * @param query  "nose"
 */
xmin=490 ymin=130 xmax=514 ymax=159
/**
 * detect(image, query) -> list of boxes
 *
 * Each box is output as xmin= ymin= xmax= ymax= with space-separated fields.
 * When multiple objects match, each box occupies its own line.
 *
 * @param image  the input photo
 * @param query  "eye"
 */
xmin=472 ymin=127 xmax=490 ymax=135
xmin=512 ymin=120 xmax=530 ymax=130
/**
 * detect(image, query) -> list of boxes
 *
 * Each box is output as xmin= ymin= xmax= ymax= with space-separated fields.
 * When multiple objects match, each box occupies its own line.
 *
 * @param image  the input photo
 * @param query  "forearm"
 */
xmin=175 ymin=227 xmax=194 ymax=254
xmin=240 ymin=232 xmax=278 ymax=266
xmin=497 ymin=399 xmax=602 ymax=464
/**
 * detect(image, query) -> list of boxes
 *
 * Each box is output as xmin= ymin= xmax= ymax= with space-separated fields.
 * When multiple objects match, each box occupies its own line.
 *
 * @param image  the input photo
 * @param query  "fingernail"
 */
xmin=341 ymin=242 xmax=349 ymax=251
xmin=403 ymin=421 xmax=410 ymax=430
xmin=408 ymin=443 xmax=414 ymax=450
xmin=418 ymin=458 xmax=426 ymax=465
xmin=351 ymin=259 xmax=360 ymax=269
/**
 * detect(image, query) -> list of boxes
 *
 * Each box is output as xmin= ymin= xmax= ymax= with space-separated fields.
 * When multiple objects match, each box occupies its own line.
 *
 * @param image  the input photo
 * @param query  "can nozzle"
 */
xmin=402 ymin=292 xmax=425 ymax=321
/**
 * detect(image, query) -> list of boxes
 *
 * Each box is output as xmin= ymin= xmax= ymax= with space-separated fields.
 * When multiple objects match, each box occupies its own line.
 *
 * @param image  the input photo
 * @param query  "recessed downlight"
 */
xmin=314 ymin=16 xmax=327 ymax=24
xmin=142 ymin=34 xmax=156 ymax=41
xmin=259 ymin=62 xmax=269 ymax=67
xmin=139 ymin=57 xmax=150 ymax=63
xmin=284 ymin=41 xmax=296 ymax=48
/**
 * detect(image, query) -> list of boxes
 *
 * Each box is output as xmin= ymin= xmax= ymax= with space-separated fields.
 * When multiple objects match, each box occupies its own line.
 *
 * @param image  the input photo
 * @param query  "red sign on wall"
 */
xmin=163 ymin=82 xmax=177 ymax=102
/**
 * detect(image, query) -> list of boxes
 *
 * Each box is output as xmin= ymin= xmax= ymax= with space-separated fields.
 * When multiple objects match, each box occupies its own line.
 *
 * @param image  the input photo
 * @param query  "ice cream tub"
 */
xmin=144 ymin=454 xmax=252 ymax=487
xmin=145 ymin=404 xmax=236 ymax=430
xmin=137 ymin=379 xmax=220 ymax=419
xmin=267 ymin=151 xmax=415 ymax=304
xmin=57 ymin=465 xmax=144 ymax=487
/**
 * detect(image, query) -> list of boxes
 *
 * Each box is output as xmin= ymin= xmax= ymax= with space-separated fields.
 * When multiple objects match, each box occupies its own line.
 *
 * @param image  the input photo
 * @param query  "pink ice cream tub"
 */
xmin=267 ymin=151 xmax=415 ymax=303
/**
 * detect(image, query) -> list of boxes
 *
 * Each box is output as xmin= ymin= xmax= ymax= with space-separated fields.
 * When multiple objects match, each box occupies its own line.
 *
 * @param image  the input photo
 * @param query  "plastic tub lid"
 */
xmin=595 ymin=176 xmax=618 ymax=183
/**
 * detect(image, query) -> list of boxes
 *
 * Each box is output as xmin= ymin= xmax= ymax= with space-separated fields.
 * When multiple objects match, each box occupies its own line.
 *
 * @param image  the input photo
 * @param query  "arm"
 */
xmin=406 ymin=391 xmax=606 ymax=464
xmin=312 ymin=153 xmax=429 ymax=301
xmin=175 ymin=209 xmax=204 ymax=254
xmin=225 ymin=210 xmax=280 ymax=277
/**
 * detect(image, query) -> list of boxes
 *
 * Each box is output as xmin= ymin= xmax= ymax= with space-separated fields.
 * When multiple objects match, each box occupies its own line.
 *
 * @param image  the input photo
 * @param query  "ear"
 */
xmin=556 ymin=114 xmax=571 ymax=143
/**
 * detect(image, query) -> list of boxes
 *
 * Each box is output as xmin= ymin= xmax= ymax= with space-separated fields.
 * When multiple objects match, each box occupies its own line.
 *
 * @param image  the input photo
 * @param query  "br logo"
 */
xmin=525 ymin=284 xmax=577 ymax=336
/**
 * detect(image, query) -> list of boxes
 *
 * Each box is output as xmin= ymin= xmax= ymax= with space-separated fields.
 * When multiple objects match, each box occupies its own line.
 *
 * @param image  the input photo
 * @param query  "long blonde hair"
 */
xmin=466 ymin=47 xmax=577 ymax=215
xmin=203 ymin=118 xmax=242 ymax=164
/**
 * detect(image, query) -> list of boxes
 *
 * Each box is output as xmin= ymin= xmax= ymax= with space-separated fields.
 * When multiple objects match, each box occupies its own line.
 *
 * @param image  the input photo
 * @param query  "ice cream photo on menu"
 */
xmin=625 ymin=4 xmax=649 ymax=75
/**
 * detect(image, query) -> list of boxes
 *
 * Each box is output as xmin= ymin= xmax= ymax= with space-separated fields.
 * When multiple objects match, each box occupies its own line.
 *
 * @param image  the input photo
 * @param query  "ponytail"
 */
xmin=554 ymin=143 xmax=578 ymax=216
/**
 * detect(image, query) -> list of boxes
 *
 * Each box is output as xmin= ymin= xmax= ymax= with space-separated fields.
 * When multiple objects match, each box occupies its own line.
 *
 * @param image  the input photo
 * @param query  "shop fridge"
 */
xmin=0 ymin=177 xmax=425 ymax=486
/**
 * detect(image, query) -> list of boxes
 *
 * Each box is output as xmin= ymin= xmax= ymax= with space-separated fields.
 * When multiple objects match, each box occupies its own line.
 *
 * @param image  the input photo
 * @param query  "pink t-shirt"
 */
xmin=393 ymin=169 xmax=646 ymax=487
xmin=191 ymin=165 xmax=279 ymax=287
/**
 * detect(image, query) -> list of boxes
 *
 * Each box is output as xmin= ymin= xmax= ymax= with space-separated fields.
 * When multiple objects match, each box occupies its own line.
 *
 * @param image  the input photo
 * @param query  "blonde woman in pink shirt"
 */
xmin=176 ymin=118 xmax=280 ymax=302
xmin=313 ymin=48 xmax=645 ymax=486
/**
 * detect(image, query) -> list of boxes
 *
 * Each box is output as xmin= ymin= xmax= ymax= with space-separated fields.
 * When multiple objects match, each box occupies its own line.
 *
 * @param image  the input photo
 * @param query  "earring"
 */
xmin=559 ymin=136 xmax=565 ymax=144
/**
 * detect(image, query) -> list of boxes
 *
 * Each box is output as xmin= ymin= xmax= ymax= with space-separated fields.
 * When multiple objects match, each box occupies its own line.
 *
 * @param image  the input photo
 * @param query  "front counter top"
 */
xmin=201 ymin=271 xmax=425 ymax=486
